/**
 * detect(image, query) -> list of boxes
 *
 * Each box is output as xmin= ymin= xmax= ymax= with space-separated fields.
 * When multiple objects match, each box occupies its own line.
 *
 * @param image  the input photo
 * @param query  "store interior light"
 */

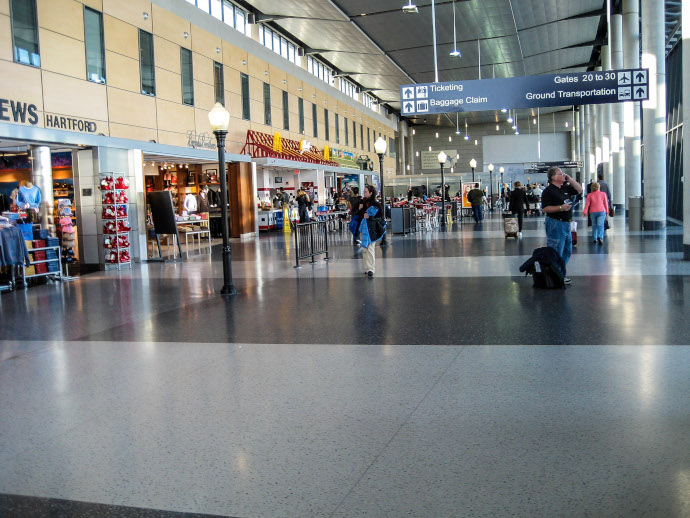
xmin=436 ymin=132 xmax=439 ymax=138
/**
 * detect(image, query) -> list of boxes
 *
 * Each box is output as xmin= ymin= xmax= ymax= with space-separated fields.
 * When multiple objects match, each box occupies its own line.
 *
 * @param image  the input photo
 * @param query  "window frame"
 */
xmin=83 ymin=6 xmax=106 ymax=84
xmin=138 ymin=29 xmax=156 ymax=96
xmin=10 ymin=0 xmax=41 ymax=68
xmin=312 ymin=102 xmax=318 ymax=138
xmin=282 ymin=90 xmax=289 ymax=131
xmin=180 ymin=47 xmax=195 ymax=106
xmin=213 ymin=61 xmax=225 ymax=105
xmin=298 ymin=97 xmax=305 ymax=135
xmin=241 ymin=72 xmax=250 ymax=121
xmin=335 ymin=113 xmax=339 ymax=144
xmin=263 ymin=82 xmax=272 ymax=126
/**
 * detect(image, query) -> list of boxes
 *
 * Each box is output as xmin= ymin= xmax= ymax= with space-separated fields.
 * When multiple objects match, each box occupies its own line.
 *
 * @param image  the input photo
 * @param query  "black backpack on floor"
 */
xmin=519 ymin=247 xmax=566 ymax=289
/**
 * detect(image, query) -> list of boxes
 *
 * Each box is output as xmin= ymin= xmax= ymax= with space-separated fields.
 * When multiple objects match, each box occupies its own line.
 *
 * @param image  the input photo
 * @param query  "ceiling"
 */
xmin=244 ymin=0 xmax=622 ymax=127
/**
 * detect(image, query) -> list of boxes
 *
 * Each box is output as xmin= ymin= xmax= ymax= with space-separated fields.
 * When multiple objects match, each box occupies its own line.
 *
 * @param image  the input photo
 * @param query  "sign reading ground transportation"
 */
xmin=400 ymin=69 xmax=649 ymax=115
xmin=530 ymin=161 xmax=583 ymax=170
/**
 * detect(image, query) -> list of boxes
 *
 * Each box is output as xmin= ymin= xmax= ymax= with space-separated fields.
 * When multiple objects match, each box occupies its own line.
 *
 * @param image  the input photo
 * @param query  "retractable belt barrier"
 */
xmin=294 ymin=220 xmax=329 ymax=268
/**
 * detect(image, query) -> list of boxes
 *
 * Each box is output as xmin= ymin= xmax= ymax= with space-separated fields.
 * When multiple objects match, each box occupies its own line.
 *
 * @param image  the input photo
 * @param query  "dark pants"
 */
xmin=472 ymin=206 xmax=483 ymax=223
xmin=299 ymin=209 xmax=309 ymax=223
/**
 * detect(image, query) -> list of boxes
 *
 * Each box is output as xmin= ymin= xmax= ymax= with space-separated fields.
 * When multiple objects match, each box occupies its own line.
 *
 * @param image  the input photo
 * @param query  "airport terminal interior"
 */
xmin=1 ymin=0 xmax=689 ymax=517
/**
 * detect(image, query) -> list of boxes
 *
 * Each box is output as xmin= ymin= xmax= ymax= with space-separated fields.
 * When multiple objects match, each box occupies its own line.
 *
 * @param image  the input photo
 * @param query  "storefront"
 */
xmin=0 ymin=122 xmax=251 ymax=277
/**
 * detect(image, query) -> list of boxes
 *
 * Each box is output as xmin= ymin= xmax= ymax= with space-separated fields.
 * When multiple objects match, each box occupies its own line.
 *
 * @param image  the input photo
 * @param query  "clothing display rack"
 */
xmin=100 ymin=173 xmax=132 ymax=270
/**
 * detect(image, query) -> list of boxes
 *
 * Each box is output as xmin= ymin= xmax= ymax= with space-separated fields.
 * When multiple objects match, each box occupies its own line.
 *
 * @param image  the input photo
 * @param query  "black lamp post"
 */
xmin=488 ymin=163 xmax=494 ymax=210
xmin=208 ymin=103 xmax=237 ymax=296
xmin=374 ymin=136 xmax=387 ymax=209
xmin=438 ymin=151 xmax=447 ymax=227
xmin=469 ymin=158 xmax=477 ymax=182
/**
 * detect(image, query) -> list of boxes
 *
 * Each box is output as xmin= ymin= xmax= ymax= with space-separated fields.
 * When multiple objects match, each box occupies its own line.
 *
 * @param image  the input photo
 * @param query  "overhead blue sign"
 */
xmin=400 ymin=69 xmax=649 ymax=116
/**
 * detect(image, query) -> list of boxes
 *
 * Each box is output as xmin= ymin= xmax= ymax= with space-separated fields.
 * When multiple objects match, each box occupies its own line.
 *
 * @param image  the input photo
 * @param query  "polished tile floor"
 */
xmin=1 ymin=211 xmax=689 ymax=518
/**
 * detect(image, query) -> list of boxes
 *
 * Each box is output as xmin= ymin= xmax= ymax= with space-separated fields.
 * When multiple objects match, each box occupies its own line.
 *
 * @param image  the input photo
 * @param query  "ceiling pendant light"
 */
xmin=449 ymin=1 xmax=461 ymax=58
xmin=455 ymin=113 xmax=461 ymax=134
xmin=402 ymin=0 xmax=419 ymax=14
xmin=464 ymin=120 xmax=469 ymax=140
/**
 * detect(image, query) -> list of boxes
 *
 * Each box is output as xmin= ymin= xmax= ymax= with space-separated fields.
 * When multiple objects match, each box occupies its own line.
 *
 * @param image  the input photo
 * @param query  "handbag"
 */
xmin=604 ymin=217 xmax=610 ymax=230
xmin=609 ymin=208 xmax=615 ymax=217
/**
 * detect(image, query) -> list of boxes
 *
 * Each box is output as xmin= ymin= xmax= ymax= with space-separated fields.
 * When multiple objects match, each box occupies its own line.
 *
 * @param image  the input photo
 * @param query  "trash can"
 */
xmin=275 ymin=210 xmax=284 ymax=230
xmin=628 ymin=196 xmax=643 ymax=231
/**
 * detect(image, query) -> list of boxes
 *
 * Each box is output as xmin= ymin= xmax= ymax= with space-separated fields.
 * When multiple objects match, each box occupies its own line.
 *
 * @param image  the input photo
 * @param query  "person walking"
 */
xmin=358 ymin=185 xmax=385 ymax=277
xmin=582 ymin=182 xmax=609 ymax=245
xmin=509 ymin=181 xmax=527 ymax=236
xmin=297 ymin=188 xmax=310 ymax=223
xmin=468 ymin=186 xmax=485 ymax=223
xmin=541 ymin=167 xmax=583 ymax=284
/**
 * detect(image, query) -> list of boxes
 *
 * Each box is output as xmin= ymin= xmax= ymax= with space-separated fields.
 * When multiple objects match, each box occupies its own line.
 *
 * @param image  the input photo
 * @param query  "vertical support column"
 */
xmin=623 ymin=0 xmax=642 ymax=210
xmin=594 ymin=67 xmax=603 ymax=177
xmin=408 ymin=128 xmax=415 ymax=176
xmin=398 ymin=120 xmax=406 ymax=175
xmin=30 ymin=145 xmax=53 ymax=233
xmin=611 ymin=13 xmax=626 ymax=211
xmin=578 ymin=108 xmax=585 ymax=182
xmin=641 ymin=0 xmax=667 ymax=229
xmin=584 ymin=105 xmax=593 ymax=183
xmin=601 ymin=46 xmax=612 ymax=182
xmin=683 ymin=0 xmax=690 ymax=258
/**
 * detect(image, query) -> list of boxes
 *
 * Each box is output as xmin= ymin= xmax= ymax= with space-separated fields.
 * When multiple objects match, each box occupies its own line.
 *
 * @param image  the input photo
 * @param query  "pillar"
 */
xmin=611 ymin=13 xmax=626 ymax=211
xmin=579 ymin=108 xmax=585 ymax=182
xmin=641 ymin=0 xmax=667 ymax=229
xmin=623 ymin=0 xmax=642 ymax=210
xmin=30 ymin=145 xmax=53 ymax=233
xmin=683 ymin=0 xmax=690 ymax=258
xmin=408 ymin=128 xmax=415 ymax=176
xmin=584 ymin=105 xmax=593 ymax=183
xmin=594 ymin=67 xmax=603 ymax=176
xmin=398 ymin=120 xmax=406 ymax=176
xmin=601 ymin=46 xmax=612 ymax=182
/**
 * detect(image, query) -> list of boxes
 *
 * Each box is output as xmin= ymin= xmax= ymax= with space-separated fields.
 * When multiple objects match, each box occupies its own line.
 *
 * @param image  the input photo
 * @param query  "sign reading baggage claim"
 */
xmin=400 ymin=69 xmax=650 ymax=115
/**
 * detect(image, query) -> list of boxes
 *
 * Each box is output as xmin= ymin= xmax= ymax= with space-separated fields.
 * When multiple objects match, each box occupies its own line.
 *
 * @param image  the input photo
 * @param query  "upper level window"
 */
xmin=298 ymin=98 xmax=305 ymax=134
xmin=188 ymin=0 xmax=251 ymax=37
xmin=307 ymin=56 xmax=334 ymax=87
xmin=263 ymin=82 xmax=271 ymax=126
xmin=282 ymin=91 xmax=289 ymax=131
xmin=84 ymin=7 xmax=106 ymax=84
xmin=181 ymin=48 xmax=194 ymax=106
xmin=241 ymin=73 xmax=250 ymax=121
xmin=10 ymin=0 xmax=40 ymax=67
xmin=139 ymin=29 xmax=155 ymax=96
xmin=259 ymin=25 xmax=301 ymax=67
xmin=214 ymin=61 xmax=225 ymax=105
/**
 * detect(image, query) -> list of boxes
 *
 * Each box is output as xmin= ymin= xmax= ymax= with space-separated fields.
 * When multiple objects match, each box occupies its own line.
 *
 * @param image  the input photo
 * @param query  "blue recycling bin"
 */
xmin=275 ymin=210 xmax=284 ymax=230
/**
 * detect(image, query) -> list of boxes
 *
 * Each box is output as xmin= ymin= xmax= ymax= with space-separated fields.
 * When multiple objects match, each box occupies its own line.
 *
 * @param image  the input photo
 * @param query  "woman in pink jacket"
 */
xmin=583 ymin=182 xmax=609 ymax=244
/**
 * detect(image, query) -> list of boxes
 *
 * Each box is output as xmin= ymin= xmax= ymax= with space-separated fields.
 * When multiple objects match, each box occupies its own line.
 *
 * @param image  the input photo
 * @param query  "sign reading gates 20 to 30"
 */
xmin=400 ymin=69 xmax=650 ymax=116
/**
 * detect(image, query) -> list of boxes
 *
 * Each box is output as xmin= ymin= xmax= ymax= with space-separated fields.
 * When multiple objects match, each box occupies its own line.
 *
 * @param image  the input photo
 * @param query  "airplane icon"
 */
xmin=618 ymin=72 xmax=631 ymax=85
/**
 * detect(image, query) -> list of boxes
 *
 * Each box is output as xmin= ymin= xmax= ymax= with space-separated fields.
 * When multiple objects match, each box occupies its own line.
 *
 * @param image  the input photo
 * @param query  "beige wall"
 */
xmin=0 ymin=0 xmax=397 ymax=170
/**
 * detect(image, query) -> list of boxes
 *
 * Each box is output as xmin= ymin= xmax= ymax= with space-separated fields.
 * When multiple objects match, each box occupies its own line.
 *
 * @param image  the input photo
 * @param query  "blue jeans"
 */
xmin=545 ymin=217 xmax=572 ymax=274
xmin=590 ymin=211 xmax=605 ymax=240
xmin=472 ymin=206 xmax=483 ymax=222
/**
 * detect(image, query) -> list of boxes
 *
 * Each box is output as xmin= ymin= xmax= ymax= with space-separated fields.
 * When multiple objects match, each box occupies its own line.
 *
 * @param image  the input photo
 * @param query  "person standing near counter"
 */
xmin=297 ymin=188 xmax=310 ymax=223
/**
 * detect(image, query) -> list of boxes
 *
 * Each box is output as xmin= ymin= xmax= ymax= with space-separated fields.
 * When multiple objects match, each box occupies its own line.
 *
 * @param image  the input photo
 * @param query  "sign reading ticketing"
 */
xmin=400 ymin=69 xmax=650 ymax=116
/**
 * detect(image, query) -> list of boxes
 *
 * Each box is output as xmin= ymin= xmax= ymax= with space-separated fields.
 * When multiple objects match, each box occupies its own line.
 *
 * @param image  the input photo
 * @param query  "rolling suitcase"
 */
xmin=503 ymin=213 xmax=519 ymax=238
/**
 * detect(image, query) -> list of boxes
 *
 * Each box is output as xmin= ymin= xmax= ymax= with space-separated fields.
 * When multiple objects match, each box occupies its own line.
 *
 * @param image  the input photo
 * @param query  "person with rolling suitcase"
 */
xmin=508 ymin=181 xmax=527 ymax=237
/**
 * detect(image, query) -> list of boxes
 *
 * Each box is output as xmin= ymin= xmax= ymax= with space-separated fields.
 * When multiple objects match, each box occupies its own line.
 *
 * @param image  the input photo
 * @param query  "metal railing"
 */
xmin=294 ymin=220 xmax=329 ymax=268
